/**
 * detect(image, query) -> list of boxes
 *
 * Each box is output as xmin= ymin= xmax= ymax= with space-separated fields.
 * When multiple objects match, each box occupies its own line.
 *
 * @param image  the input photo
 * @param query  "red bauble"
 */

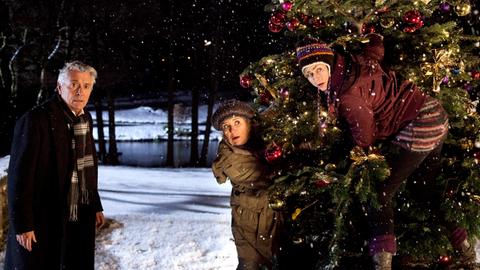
xmin=441 ymin=75 xmax=449 ymax=84
xmin=438 ymin=255 xmax=452 ymax=266
xmin=403 ymin=10 xmax=422 ymax=24
xmin=265 ymin=145 xmax=282 ymax=162
xmin=362 ymin=23 xmax=376 ymax=34
xmin=314 ymin=179 xmax=331 ymax=188
xmin=446 ymin=189 xmax=455 ymax=198
xmin=439 ymin=2 xmax=451 ymax=13
xmin=279 ymin=87 xmax=290 ymax=99
xmin=311 ymin=18 xmax=325 ymax=28
xmin=377 ymin=6 xmax=390 ymax=14
xmin=464 ymin=83 xmax=474 ymax=92
xmin=286 ymin=18 xmax=300 ymax=31
xmin=416 ymin=20 xmax=424 ymax=28
xmin=403 ymin=23 xmax=419 ymax=33
xmin=473 ymin=151 xmax=480 ymax=161
xmin=270 ymin=11 xmax=286 ymax=25
xmin=269 ymin=21 xmax=284 ymax=33
xmin=299 ymin=13 xmax=310 ymax=24
xmin=403 ymin=20 xmax=423 ymax=33
xmin=239 ymin=75 xmax=253 ymax=88
xmin=281 ymin=1 xmax=293 ymax=11
xmin=471 ymin=70 xmax=480 ymax=80
xmin=259 ymin=91 xmax=273 ymax=105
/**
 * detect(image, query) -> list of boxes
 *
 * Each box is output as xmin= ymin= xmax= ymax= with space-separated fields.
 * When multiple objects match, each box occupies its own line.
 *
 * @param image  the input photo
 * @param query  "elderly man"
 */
xmin=5 ymin=61 xmax=105 ymax=270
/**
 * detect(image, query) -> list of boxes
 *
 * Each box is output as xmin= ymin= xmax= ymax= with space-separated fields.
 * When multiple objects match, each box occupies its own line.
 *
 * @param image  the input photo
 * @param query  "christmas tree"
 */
xmin=240 ymin=0 xmax=480 ymax=268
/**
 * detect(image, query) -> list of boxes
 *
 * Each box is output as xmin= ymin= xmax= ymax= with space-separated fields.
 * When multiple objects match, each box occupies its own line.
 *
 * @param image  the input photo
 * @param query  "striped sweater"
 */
xmin=393 ymin=96 xmax=448 ymax=152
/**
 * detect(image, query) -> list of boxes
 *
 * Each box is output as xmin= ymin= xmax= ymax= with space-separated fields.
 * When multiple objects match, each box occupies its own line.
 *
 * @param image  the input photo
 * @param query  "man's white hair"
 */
xmin=57 ymin=61 xmax=97 ymax=85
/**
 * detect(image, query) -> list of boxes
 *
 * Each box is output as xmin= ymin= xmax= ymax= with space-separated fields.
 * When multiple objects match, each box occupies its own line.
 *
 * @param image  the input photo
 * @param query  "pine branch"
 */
xmin=327 ymin=0 xmax=362 ymax=34
xmin=359 ymin=0 xmax=398 ymax=29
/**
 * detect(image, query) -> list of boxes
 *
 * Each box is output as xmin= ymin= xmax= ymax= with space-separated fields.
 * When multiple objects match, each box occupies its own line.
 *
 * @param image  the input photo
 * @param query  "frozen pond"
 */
xmin=98 ymin=141 xmax=220 ymax=167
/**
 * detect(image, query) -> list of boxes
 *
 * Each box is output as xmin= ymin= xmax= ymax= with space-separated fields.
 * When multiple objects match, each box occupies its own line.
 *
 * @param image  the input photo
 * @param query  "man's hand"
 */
xmin=96 ymin=211 xmax=105 ymax=230
xmin=16 ymin=231 xmax=36 ymax=251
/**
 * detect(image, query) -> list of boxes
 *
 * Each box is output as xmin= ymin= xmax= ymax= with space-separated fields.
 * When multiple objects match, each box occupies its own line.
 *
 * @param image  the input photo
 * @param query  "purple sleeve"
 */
xmin=338 ymin=95 xmax=376 ymax=148
xmin=362 ymin=33 xmax=384 ymax=62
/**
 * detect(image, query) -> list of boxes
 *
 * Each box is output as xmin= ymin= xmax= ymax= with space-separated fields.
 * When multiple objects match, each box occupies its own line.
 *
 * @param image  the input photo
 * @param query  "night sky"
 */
xmin=1 ymin=0 xmax=290 ymax=108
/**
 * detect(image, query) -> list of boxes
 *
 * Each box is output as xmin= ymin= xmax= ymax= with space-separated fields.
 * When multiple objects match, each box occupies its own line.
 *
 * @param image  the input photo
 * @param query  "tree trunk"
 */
xmin=0 ymin=32 xmax=15 ymax=155
xmin=200 ymin=2 xmax=222 ymax=166
xmin=199 ymin=39 xmax=218 ymax=166
xmin=88 ymin=0 xmax=106 ymax=163
xmin=189 ymin=44 xmax=200 ymax=166
xmin=106 ymin=89 xmax=119 ymax=165
xmin=166 ymin=0 xmax=176 ymax=167
xmin=166 ymin=62 xmax=175 ymax=167
xmin=190 ymin=83 xmax=199 ymax=166
xmin=93 ymin=92 xmax=106 ymax=162
xmin=36 ymin=34 xmax=63 ymax=104
xmin=200 ymin=79 xmax=217 ymax=166
xmin=9 ymin=29 xmax=28 ymax=101
xmin=36 ymin=67 xmax=48 ymax=104
xmin=36 ymin=0 xmax=66 ymax=105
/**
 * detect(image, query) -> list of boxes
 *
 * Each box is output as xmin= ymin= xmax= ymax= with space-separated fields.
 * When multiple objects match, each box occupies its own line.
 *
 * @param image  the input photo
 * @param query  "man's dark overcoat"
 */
xmin=5 ymin=94 xmax=102 ymax=270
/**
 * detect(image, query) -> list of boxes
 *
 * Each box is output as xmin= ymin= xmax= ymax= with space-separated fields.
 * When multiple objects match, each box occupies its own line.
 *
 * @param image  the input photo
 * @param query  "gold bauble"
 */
xmin=380 ymin=17 xmax=395 ymax=28
xmin=455 ymin=3 xmax=471 ymax=16
xmin=475 ymin=139 xmax=480 ymax=148
xmin=269 ymin=199 xmax=286 ymax=210
xmin=325 ymin=163 xmax=337 ymax=172
xmin=292 ymin=208 xmax=302 ymax=220
xmin=472 ymin=195 xmax=480 ymax=205
xmin=459 ymin=138 xmax=474 ymax=150
xmin=292 ymin=236 xmax=304 ymax=244
xmin=420 ymin=63 xmax=434 ymax=76
xmin=446 ymin=158 xmax=456 ymax=166
xmin=375 ymin=0 xmax=386 ymax=6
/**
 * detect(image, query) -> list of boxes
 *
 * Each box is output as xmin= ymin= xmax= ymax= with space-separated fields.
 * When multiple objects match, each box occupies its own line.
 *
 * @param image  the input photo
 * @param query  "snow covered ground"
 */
xmin=0 ymin=156 xmax=238 ymax=270
xmin=94 ymin=166 xmax=236 ymax=270
xmin=1 ymin=156 xmax=480 ymax=269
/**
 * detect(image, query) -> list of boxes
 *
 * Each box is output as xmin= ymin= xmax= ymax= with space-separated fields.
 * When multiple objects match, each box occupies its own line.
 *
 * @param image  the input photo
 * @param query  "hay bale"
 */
xmin=0 ymin=175 xmax=7 ymax=251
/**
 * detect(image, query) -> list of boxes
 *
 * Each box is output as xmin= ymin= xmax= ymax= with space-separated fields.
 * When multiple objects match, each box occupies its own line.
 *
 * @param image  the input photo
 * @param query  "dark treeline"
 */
xmin=0 ymin=0 xmax=288 ymax=165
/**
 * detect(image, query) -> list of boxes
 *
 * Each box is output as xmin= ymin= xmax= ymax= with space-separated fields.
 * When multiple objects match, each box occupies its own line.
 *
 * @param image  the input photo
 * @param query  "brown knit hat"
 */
xmin=212 ymin=99 xmax=255 ymax=130
xmin=296 ymin=37 xmax=334 ymax=72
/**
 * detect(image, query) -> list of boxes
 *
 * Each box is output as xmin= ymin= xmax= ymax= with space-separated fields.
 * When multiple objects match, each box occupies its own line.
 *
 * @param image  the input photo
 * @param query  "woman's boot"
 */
xmin=456 ymin=239 xmax=479 ymax=270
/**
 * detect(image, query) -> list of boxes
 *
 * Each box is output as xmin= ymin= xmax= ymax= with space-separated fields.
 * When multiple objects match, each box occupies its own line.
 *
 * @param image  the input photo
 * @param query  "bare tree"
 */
xmin=189 ymin=45 xmax=200 ymax=166
xmin=166 ymin=57 xmax=175 ymax=167
xmin=105 ymin=88 xmax=119 ymax=164
xmin=100 ymin=3 xmax=120 ymax=165
xmin=88 ymin=0 xmax=106 ymax=162
xmin=190 ymin=86 xmax=199 ymax=165
xmin=166 ymin=0 xmax=176 ymax=167
xmin=36 ymin=0 xmax=66 ymax=104
xmin=200 ymin=0 xmax=223 ymax=166
xmin=0 ymin=2 xmax=14 ymax=155
xmin=200 ymin=72 xmax=217 ymax=166
xmin=93 ymin=90 xmax=106 ymax=162
xmin=8 ymin=29 xmax=28 ymax=100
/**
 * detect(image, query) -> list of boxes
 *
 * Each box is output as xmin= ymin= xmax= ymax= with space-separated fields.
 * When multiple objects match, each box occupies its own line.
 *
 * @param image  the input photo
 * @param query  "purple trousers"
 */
xmin=367 ymin=141 xmax=467 ymax=255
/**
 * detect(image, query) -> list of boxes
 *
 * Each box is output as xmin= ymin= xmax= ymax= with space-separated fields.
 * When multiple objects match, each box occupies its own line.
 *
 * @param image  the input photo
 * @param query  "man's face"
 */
xmin=57 ymin=71 xmax=95 ymax=115
xmin=303 ymin=62 xmax=330 ymax=91
xmin=221 ymin=116 xmax=251 ymax=146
